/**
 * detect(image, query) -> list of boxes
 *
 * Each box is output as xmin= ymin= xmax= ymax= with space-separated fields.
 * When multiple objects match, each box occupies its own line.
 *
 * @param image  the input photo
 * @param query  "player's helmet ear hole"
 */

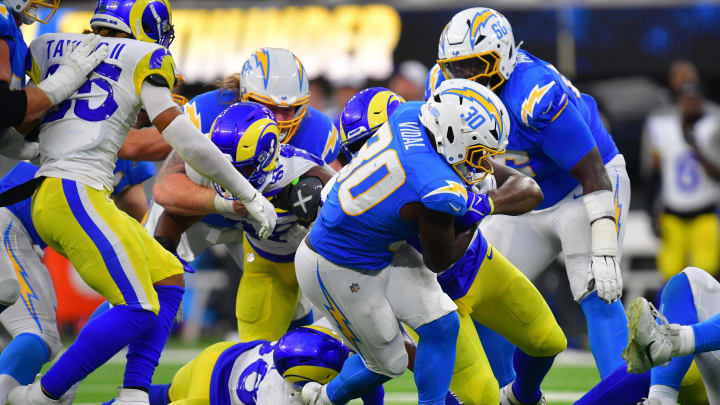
xmin=446 ymin=126 xmax=455 ymax=143
xmin=434 ymin=94 xmax=441 ymax=103
xmin=458 ymin=97 xmax=463 ymax=105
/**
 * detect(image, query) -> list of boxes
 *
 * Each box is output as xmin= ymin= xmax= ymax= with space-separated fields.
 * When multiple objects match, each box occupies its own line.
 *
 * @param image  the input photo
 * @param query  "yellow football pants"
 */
xmin=31 ymin=178 xmax=183 ymax=314
xmin=658 ymin=212 xmax=719 ymax=280
xmin=450 ymin=245 xmax=567 ymax=404
xmin=168 ymin=341 xmax=236 ymax=405
xmin=679 ymin=361 xmax=709 ymax=405
xmin=236 ymin=235 xmax=299 ymax=341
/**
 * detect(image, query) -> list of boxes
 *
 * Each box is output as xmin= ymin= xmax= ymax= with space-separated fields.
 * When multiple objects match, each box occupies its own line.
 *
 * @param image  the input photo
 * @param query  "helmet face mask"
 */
xmin=209 ymin=102 xmax=280 ymax=198
xmin=240 ymin=48 xmax=310 ymax=143
xmin=420 ymin=78 xmax=509 ymax=185
xmin=5 ymin=0 xmax=59 ymax=24
xmin=437 ymin=8 xmax=518 ymax=92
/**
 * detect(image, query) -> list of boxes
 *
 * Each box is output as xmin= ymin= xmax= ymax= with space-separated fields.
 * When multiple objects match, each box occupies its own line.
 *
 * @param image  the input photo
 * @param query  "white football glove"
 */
xmin=241 ymin=191 xmax=277 ymax=240
xmin=587 ymin=255 xmax=623 ymax=303
xmin=280 ymin=223 xmax=309 ymax=246
xmin=37 ymin=34 xmax=109 ymax=105
xmin=0 ymin=128 xmax=39 ymax=160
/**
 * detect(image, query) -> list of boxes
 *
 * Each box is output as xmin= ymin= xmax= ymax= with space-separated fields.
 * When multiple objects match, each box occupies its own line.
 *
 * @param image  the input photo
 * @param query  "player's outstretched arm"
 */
xmin=119 ymin=127 xmax=172 ymax=162
xmin=140 ymin=82 xmax=277 ymax=238
xmin=0 ymin=34 xmax=108 ymax=128
xmin=402 ymin=203 xmax=476 ymax=272
xmin=488 ymin=161 xmax=544 ymax=215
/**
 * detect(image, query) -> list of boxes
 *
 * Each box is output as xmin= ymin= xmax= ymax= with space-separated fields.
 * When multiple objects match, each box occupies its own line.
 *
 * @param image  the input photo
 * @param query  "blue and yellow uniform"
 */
xmin=426 ymin=49 xmax=619 ymax=209
xmin=0 ymin=3 xmax=27 ymax=91
xmin=184 ymin=89 xmax=340 ymax=166
xmin=310 ymin=101 xmax=468 ymax=270
xmin=0 ymin=159 xmax=155 ymax=249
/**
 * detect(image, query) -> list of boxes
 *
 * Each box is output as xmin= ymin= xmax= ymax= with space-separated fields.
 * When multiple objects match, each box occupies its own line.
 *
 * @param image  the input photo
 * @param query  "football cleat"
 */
xmin=7 ymin=379 xmax=75 ymax=405
xmin=499 ymin=383 xmax=547 ymax=405
xmin=624 ymin=297 xmax=683 ymax=374
xmin=636 ymin=398 xmax=662 ymax=405
xmin=301 ymin=382 xmax=335 ymax=405
xmin=102 ymin=387 xmax=149 ymax=405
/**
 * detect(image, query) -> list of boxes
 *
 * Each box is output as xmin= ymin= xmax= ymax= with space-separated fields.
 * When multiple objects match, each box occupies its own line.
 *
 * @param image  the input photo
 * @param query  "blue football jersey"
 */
xmin=309 ymin=101 xmax=469 ymax=270
xmin=426 ymin=50 xmax=619 ymax=209
xmin=113 ymin=158 xmax=155 ymax=195
xmin=0 ymin=4 xmax=27 ymax=91
xmin=0 ymin=162 xmax=43 ymax=247
xmin=184 ymin=89 xmax=340 ymax=165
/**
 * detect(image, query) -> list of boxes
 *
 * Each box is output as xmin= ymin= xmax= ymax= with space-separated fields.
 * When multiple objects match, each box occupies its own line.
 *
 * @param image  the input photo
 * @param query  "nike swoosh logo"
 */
xmin=449 ymin=203 xmax=462 ymax=212
xmin=486 ymin=247 xmax=493 ymax=260
xmin=573 ymin=193 xmax=583 ymax=199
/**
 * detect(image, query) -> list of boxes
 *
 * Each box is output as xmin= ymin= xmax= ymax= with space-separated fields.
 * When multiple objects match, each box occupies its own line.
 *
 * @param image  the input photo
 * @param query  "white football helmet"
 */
xmin=240 ymin=47 xmax=310 ymax=143
xmin=420 ymin=78 xmax=510 ymax=184
xmin=2 ymin=0 xmax=59 ymax=24
xmin=437 ymin=8 xmax=519 ymax=91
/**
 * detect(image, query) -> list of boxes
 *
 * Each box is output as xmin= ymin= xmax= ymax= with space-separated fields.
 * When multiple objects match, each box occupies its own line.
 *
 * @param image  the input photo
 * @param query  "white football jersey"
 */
xmin=226 ymin=341 xmax=302 ymax=405
xmin=645 ymin=110 xmax=720 ymax=212
xmin=26 ymin=33 xmax=176 ymax=191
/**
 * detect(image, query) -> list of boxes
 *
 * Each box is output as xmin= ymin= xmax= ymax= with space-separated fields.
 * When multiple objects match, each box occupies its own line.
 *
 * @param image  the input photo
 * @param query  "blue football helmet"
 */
xmin=339 ymin=87 xmax=405 ymax=160
xmin=274 ymin=326 xmax=351 ymax=391
xmin=90 ymin=0 xmax=175 ymax=48
xmin=209 ymin=102 xmax=280 ymax=197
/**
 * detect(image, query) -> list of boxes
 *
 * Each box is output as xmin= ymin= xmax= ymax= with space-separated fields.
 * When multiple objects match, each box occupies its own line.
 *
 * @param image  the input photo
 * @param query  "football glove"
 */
xmin=455 ymin=191 xmax=493 ymax=229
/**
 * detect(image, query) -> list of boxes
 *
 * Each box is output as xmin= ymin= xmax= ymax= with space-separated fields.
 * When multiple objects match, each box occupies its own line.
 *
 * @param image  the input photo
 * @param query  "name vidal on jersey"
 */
xmin=398 ymin=122 xmax=425 ymax=150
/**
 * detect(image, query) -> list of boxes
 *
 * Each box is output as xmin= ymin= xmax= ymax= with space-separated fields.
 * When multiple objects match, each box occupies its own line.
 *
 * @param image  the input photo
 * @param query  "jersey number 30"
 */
xmin=336 ymin=125 xmax=406 ymax=216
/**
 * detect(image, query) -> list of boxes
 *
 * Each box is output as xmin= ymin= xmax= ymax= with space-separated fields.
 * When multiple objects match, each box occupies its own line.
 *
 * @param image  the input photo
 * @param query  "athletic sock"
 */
xmin=288 ymin=309 xmax=314 ymax=331
xmin=691 ymin=312 xmax=720 ymax=353
xmin=148 ymin=384 xmax=171 ymax=405
xmin=473 ymin=319 xmax=516 ymax=387
xmin=359 ymin=384 xmax=384 ymax=405
xmin=326 ymin=354 xmax=390 ymax=403
xmin=581 ymin=291 xmax=628 ymax=378
xmin=89 ymin=301 xmax=112 ymax=321
xmin=511 ymin=349 xmax=554 ymax=404
xmin=41 ymin=305 xmax=157 ymax=398
xmin=652 ymin=272 xmax=697 ymax=390
xmin=0 ymin=333 xmax=49 ymax=385
xmin=648 ymin=384 xmax=679 ymax=405
xmin=415 ymin=312 xmax=460 ymax=405
xmin=574 ymin=364 xmax=650 ymax=405
xmin=124 ymin=285 xmax=184 ymax=390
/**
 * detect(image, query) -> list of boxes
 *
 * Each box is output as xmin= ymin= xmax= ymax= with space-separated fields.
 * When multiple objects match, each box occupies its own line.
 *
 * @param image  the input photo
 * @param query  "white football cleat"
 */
xmin=500 ymin=383 xmax=547 ymax=405
xmin=7 ymin=380 xmax=69 ymax=405
xmin=103 ymin=388 xmax=150 ymax=405
xmin=301 ymin=382 xmax=335 ymax=405
xmin=624 ymin=297 xmax=684 ymax=373
xmin=637 ymin=398 xmax=664 ymax=405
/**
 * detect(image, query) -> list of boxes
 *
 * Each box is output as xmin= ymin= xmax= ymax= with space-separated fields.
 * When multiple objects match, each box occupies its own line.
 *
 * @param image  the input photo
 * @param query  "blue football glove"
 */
xmin=173 ymin=252 xmax=195 ymax=274
xmin=455 ymin=192 xmax=494 ymax=229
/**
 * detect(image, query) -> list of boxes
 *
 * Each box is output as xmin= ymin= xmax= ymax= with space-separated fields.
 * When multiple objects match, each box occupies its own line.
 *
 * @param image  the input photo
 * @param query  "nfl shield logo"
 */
xmin=349 ymin=283 xmax=360 ymax=293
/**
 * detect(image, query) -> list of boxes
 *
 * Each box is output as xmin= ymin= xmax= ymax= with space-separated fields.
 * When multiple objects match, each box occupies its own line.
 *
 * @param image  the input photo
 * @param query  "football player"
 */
xmin=147 ymin=102 xmax=333 ymax=342
xmin=7 ymin=1 xmax=277 ymax=404
xmin=145 ymin=325 xmax=384 ymax=405
xmin=622 ymin=267 xmax=720 ymax=404
xmin=296 ymin=79 xmax=506 ymax=405
xmin=183 ymin=47 xmax=341 ymax=169
xmin=427 ymin=7 xmax=631 ymax=383
xmin=0 ymin=0 xmax=107 ymax=156
xmin=0 ymin=157 xmax=157 ymax=405
xmin=340 ymin=87 xmax=566 ymax=405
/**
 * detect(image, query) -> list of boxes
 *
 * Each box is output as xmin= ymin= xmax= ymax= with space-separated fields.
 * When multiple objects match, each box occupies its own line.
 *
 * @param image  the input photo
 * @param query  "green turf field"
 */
xmin=55 ymin=347 xmax=600 ymax=404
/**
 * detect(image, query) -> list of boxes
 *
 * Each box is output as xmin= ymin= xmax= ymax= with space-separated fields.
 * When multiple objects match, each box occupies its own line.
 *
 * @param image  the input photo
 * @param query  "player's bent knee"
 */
xmin=370 ymin=350 xmax=408 ymax=378
xmin=523 ymin=323 xmax=567 ymax=358
xmin=451 ymin=355 xmax=498 ymax=404
xmin=0 ymin=278 xmax=19 ymax=307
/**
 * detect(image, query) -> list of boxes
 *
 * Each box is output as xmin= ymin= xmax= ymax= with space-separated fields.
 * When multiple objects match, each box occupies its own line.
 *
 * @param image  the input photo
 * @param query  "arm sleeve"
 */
xmin=139 ymin=82 xmax=258 ymax=201
xmin=0 ymin=82 xmax=28 ymax=128
xmin=540 ymin=101 xmax=597 ymax=172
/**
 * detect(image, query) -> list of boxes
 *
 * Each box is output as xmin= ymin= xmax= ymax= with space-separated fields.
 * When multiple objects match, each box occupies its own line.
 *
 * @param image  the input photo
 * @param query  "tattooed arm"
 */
xmin=153 ymin=151 xmax=246 ymax=216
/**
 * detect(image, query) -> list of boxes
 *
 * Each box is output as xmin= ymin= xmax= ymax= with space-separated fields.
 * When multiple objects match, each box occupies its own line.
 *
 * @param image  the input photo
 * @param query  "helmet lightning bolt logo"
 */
xmin=254 ymin=49 xmax=271 ymax=89
xmin=521 ymin=82 xmax=555 ymax=127
xmin=316 ymin=264 xmax=362 ymax=354
xmin=441 ymin=86 xmax=504 ymax=136
xmin=4 ymin=222 xmax=42 ymax=331
xmin=470 ymin=10 xmax=496 ymax=48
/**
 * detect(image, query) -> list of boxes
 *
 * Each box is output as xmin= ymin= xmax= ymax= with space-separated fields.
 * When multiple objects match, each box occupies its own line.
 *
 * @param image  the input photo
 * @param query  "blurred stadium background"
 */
xmin=8 ymin=0 xmax=720 ymax=402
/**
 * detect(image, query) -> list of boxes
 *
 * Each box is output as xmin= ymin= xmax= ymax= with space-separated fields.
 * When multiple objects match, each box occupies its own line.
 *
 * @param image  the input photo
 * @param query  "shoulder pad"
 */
xmin=0 ymin=5 xmax=14 ymax=40
xmin=517 ymin=78 xmax=567 ymax=131
xmin=420 ymin=179 xmax=468 ymax=216
xmin=133 ymin=46 xmax=176 ymax=95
